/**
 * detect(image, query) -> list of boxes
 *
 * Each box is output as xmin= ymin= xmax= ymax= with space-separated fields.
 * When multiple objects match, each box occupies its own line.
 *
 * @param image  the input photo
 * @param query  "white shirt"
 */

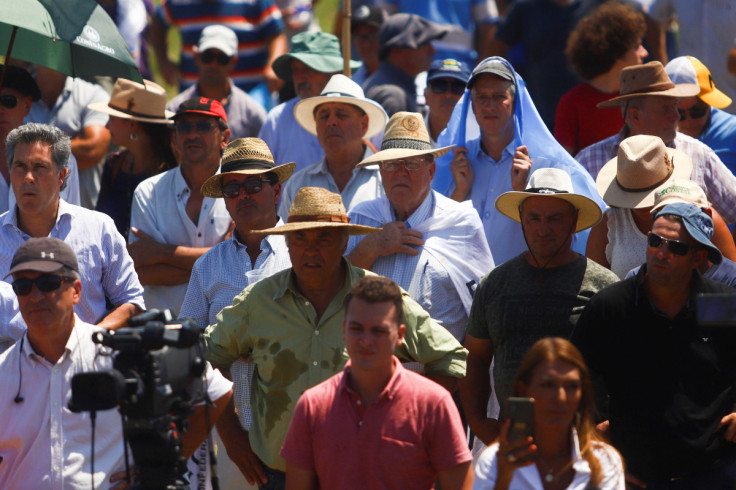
xmin=129 ymin=166 xmax=232 ymax=315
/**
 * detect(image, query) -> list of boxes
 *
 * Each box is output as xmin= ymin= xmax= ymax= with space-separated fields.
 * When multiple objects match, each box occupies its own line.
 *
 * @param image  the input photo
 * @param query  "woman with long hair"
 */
xmin=474 ymin=337 xmax=624 ymax=490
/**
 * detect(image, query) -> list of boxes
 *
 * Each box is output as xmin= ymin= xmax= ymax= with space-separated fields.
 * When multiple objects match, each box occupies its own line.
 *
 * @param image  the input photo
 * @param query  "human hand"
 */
xmin=717 ymin=412 xmax=736 ymax=442
xmin=495 ymin=419 xmax=536 ymax=486
xmin=510 ymin=145 xmax=532 ymax=191
xmin=373 ymin=222 xmax=424 ymax=256
xmin=450 ymin=146 xmax=473 ymax=201
xmin=127 ymin=227 xmax=169 ymax=267
xmin=226 ymin=433 xmax=268 ymax=486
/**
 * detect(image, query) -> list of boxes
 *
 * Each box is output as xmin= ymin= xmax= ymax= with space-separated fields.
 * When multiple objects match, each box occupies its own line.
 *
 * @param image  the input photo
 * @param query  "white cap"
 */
xmin=198 ymin=25 xmax=238 ymax=57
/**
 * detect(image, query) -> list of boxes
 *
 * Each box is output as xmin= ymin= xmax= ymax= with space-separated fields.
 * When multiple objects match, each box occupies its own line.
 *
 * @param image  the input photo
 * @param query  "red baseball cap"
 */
xmin=173 ymin=97 xmax=228 ymax=123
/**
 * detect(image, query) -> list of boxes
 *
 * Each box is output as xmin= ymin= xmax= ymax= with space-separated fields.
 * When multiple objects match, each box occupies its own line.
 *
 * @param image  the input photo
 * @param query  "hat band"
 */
xmin=221 ymin=159 xmax=275 ymax=173
xmin=108 ymin=102 xmax=164 ymax=120
xmin=381 ymin=137 xmax=432 ymax=152
xmin=525 ymin=187 xmax=569 ymax=195
xmin=616 ymin=168 xmax=673 ymax=193
xmin=288 ymin=214 xmax=349 ymax=224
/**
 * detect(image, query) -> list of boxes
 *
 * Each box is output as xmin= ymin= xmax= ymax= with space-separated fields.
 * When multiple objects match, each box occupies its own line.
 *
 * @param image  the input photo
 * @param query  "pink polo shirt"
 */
xmin=281 ymin=357 xmax=471 ymax=489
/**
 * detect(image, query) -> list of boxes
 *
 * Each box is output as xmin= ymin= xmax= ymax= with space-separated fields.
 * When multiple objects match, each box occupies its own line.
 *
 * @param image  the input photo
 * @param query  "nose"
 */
xmin=638 ymin=44 xmax=648 ymax=59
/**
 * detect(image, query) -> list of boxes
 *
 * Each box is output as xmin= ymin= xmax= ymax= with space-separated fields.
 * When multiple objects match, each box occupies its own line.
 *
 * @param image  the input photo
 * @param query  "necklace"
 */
xmin=536 ymin=454 xmax=573 ymax=484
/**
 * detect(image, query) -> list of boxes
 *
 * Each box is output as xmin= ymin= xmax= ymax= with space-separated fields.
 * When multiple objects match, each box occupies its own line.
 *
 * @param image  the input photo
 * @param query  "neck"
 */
xmin=428 ymin=112 xmax=450 ymax=142
xmin=644 ymin=273 xmax=692 ymax=318
xmin=348 ymin=360 xmax=395 ymax=405
xmin=480 ymin=127 xmax=514 ymax=161
xmin=524 ymin=249 xmax=579 ymax=269
xmin=197 ymin=80 xmax=231 ymax=104
xmin=180 ymin=158 xmax=221 ymax=194
xmin=27 ymin=315 xmax=75 ymax=364
xmin=392 ymin=192 xmax=427 ymax=221
xmin=235 ymin=217 xmax=277 ymax=264
xmin=589 ymin=70 xmax=621 ymax=94
xmin=127 ymin=132 xmax=158 ymax=175
xmin=294 ymin=262 xmax=346 ymax=319
xmin=534 ymin=427 xmax=572 ymax=461
xmin=17 ymin=203 xmax=59 ymax=238
xmin=325 ymin=144 xmax=364 ymax=191
xmin=363 ymin=58 xmax=379 ymax=77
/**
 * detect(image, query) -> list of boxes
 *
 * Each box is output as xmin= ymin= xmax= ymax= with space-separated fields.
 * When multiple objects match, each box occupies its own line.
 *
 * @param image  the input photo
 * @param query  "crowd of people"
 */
xmin=1 ymin=0 xmax=736 ymax=489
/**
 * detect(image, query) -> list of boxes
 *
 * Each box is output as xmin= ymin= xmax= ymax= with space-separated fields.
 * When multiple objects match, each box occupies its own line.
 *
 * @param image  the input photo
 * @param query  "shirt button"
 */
xmin=304 ymin=300 xmax=309 ymax=306
xmin=356 ymin=400 xmax=362 ymax=405
xmin=314 ymin=330 xmax=319 ymax=336
xmin=313 ymin=361 xmax=318 ymax=366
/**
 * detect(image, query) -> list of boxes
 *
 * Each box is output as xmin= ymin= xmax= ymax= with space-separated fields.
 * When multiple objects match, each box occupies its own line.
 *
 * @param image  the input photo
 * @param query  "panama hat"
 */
xmin=252 ymin=187 xmax=380 ymax=236
xmin=357 ymin=112 xmax=454 ymax=167
xmin=597 ymin=61 xmax=699 ymax=108
xmin=495 ymin=168 xmax=602 ymax=232
xmin=89 ymin=78 xmax=174 ymax=124
xmin=294 ymin=74 xmax=387 ymax=138
xmin=666 ymin=56 xmax=732 ymax=109
xmin=201 ymin=138 xmax=295 ymax=198
xmin=596 ymin=134 xmax=693 ymax=209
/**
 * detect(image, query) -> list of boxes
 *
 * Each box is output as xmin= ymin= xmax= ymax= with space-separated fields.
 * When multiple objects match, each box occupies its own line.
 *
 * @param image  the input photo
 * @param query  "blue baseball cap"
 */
xmin=427 ymin=58 xmax=471 ymax=84
xmin=653 ymin=202 xmax=722 ymax=264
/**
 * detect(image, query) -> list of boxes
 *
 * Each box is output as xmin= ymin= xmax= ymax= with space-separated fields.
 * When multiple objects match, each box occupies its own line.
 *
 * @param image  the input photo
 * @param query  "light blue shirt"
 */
xmin=0 ymin=281 xmax=22 ymax=353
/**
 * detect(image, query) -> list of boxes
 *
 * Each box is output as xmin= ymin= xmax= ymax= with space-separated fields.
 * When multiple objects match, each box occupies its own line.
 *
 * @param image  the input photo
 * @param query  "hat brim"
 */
xmin=356 ymin=145 xmax=454 ymax=167
xmin=272 ymin=53 xmax=362 ymax=81
xmin=294 ymin=95 xmax=387 ymax=138
xmin=88 ymin=101 xmax=174 ymax=124
xmin=596 ymin=147 xmax=693 ymax=209
xmin=5 ymin=260 xmax=64 ymax=278
xmin=201 ymin=161 xmax=296 ymax=198
xmin=494 ymin=192 xmax=603 ymax=232
xmin=252 ymin=221 xmax=380 ymax=236
xmin=597 ymin=83 xmax=700 ymax=108
xmin=700 ymin=88 xmax=732 ymax=110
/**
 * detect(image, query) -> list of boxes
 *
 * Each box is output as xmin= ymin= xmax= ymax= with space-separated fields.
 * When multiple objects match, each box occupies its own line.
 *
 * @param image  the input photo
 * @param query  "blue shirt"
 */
xmin=701 ymin=108 xmax=736 ymax=176
xmin=258 ymin=98 xmax=324 ymax=173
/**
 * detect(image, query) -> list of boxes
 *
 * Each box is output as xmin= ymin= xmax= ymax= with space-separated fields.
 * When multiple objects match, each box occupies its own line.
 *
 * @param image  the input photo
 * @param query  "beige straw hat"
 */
xmin=253 ymin=187 xmax=380 ymax=235
xmin=201 ymin=138 xmax=296 ymax=198
xmin=597 ymin=61 xmax=700 ymax=108
xmin=88 ymin=78 xmax=174 ymax=124
xmin=357 ymin=112 xmax=454 ymax=167
xmin=596 ymin=135 xmax=693 ymax=209
xmin=650 ymin=178 xmax=709 ymax=213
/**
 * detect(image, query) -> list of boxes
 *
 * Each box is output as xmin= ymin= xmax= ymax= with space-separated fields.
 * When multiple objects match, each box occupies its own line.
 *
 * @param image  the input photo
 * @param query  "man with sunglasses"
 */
xmin=128 ymin=98 xmax=233 ymax=317
xmin=573 ymin=202 xmax=736 ymax=488
xmin=424 ymin=59 xmax=470 ymax=147
xmin=167 ymin=26 xmax=267 ymax=141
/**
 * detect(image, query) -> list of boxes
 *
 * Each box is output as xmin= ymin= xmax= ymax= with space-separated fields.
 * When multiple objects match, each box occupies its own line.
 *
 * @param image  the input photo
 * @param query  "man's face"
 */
xmin=675 ymin=96 xmax=710 ymax=139
xmin=352 ymin=24 xmax=379 ymax=66
xmin=628 ymin=96 xmax=680 ymax=143
xmin=424 ymin=77 xmax=465 ymax=122
xmin=343 ymin=297 xmax=405 ymax=373
xmin=174 ymin=114 xmax=229 ymax=166
xmin=315 ymin=102 xmax=368 ymax=153
xmin=10 ymin=141 xmax=66 ymax=219
xmin=0 ymin=87 xmax=32 ymax=138
xmin=470 ymin=75 xmax=515 ymax=137
xmin=287 ymin=228 xmax=348 ymax=286
xmin=291 ymin=59 xmax=333 ymax=99
xmin=14 ymin=269 xmax=80 ymax=333
xmin=222 ymin=173 xmax=281 ymax=233
xmin=380 ymin=156 xmax=435 ymax=218
xmin=520 ymin=196 xmax=578 ymax=261
xmin=645 ymin=216 xmax=706 ymax=286
xmin=195 ymin=48 xmax=237 ymax=86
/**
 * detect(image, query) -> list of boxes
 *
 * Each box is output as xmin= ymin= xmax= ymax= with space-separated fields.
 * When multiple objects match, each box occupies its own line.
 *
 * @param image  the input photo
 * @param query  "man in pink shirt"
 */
xmin=280 ymin=275 xmax=473 ymax=489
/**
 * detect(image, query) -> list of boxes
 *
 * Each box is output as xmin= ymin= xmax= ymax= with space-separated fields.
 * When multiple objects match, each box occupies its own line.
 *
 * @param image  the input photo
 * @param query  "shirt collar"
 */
xmin=395 ymin=190 xmax=435 ymax=228
xmin=471 ymin=135 xmax=519 ymax=164
xmin=3 ymin=198 xmax=74 ymax=233
xmin=339 ymin=356 xmax=405 ymax=402
xmin=309 ymin=146 xmax=376 ymax=176
xmin=274 ymin=257 xmax=358 ymax=301
xmin=231 ymin=217 xmax=285 ymax=253
xmin=22 ymin=314 xmax=82 ymax=365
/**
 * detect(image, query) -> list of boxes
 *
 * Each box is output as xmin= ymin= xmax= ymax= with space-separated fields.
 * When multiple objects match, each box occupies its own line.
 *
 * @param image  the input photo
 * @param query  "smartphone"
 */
xmin=506 ymin=397 xmax=535 ymax=463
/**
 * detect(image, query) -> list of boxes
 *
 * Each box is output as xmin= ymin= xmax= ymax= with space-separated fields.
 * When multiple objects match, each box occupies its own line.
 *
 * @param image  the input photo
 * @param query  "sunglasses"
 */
xmin=379 ymin=157 xmax=430 ymax=172
xmin=678 ymin=101 xmax=709 ymax=121
xmin=647 ymin=232 xmax=692 ymax=256
xmin=0 ymin=94 xmax=18 ymax=109
xmin=429 ymin=79 xmax=466 ymax=96
xmin=175 ymin=120 xmax=217 ymax=134
xmin=12 ymin=274 xmax=73 ymax=296
xmin=221 ymin=178 xmax=272 ymax=198
xmin=200 ymin=50 xmax=233 ymax=66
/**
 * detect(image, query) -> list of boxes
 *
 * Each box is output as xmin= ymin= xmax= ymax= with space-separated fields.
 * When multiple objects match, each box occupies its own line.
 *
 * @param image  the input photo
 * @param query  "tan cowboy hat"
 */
xmin=294 ymin=74 xmax=387 ymax=139
xmin=597 ymin=61 xmax=700 ymax=108
xmin=357 ymin=112 xmax=454 ymax=167
xmin=88 ymin=78 xmax=174 ymax=124
xmin=596 ymin=134 xmax=693 ymax=209
xmin=201 ymin=138 xmax=296 ymax=198
xmin=495 ymin=168 xmax=602 ymax=232
xmin=252 ymin=187 xmax=380 ymax=236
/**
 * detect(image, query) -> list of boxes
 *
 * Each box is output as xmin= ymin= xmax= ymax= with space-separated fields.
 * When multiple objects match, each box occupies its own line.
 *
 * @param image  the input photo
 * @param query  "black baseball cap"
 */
xmin=378 ymin=13 xmax=448 ymax=59
xmin=351 ymin=6 xmax=386 ymax=30
xmin=0 ymin=64 xmax=41 ymax=101
xmin=6 ymin=237 xmax=79 ymax=278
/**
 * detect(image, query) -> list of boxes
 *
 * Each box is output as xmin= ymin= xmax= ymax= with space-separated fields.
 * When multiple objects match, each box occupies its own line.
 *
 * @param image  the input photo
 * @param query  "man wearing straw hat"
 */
xmin=204 ymin=186 xmax=467 ymax=488
xmin=575 ymin=61 xmax=736 ymax=224
xmin=278 ymin=74 xmax=387 ymax=217
xmin=460 ymin=167 xmax=619 ymax=446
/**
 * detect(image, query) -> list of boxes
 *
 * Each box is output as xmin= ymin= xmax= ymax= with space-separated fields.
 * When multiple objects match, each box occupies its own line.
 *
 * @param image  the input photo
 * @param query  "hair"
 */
xmin=511 ymin=337 xmax=615 ymax=487
xmin=344 ymin=275 xmax=403 ymax=325
xmin=216 ymin=117 xmax=229 ymax=131
xmin=651 ymin=212 xmax=683 ymax=226
xmin=139 ymin=121 xmax=176 ymax=174
xmin=6 ymin=123 xmax=72 ymax=191
xmin=566 ymin=2 xmax=646 ymax=80
xmin=622 ymin=96 xmax=645 ymax=123
xmin=60 ymin=265 xmax=80 ymax=281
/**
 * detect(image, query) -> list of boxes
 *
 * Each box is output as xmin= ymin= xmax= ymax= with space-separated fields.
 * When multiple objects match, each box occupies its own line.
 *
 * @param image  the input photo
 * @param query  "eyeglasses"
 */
xmin=678 ymin=101 xmax=709 ymax=121
xmin=200 ymin=50 xmax=233 ymax=66
xmin=12 ymin=274 xmax=73 ymax=296
xmin=379 ymin=157 xmax=430 ymax=172
xmin=175 ymin=120 xmax=217 ymax=134
xmin=429 ymin=79 xmax=466 ymax=96
xmin=0 ymin=94 xmax=18 ymax=109
xmin=221 ymin=178 xmax=272 ymax=198
xmin=647 ymin=232 xmax=692 ymax=256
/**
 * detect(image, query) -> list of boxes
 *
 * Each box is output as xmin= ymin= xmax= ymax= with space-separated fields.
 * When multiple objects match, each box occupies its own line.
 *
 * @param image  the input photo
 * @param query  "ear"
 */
xmin=20 ymin=95 xmax=32 ymax=118
xmin=272 ymin=181 xmax=282 ymax=205
xmin=220 ymin=128 xmax=231 ymax=149
xmin=360 ymin=113 xmax=369 ymax=137
xmin=396 ymin=323 xmax=406 ymax=346
xmin=428 ymin=160 xmax=436 ymax=180
xmin=58 ymin=167 xmax=68 ymax=188
xmin=71 ymin=279 xmax=82 ymax=305
xmin=692 ymin=248 xmax=709 ymax=269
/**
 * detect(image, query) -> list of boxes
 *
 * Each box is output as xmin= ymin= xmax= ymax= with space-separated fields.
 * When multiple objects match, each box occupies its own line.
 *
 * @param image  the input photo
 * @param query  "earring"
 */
xmin=130 ymin=132 xmax=138 ymax=141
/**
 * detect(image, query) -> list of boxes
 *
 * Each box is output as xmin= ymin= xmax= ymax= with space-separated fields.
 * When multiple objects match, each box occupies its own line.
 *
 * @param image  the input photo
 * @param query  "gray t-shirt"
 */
xmin=466 ymin=254 xmax=619 ymax=412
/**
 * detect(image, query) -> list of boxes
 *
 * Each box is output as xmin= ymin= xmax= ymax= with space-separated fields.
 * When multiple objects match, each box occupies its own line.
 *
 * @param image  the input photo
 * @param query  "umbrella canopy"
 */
xmin=0 ymin=0 xmax=142 ymax=83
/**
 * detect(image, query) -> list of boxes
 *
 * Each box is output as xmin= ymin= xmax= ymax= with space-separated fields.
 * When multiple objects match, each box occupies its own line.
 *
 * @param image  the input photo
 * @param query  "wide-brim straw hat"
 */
xmin=201 ymin=138 xmax=296 ymax=198
xmin=294 ymin=74 xmax=387 ymax=138
xmin=357 ymin=112 xmax=454 ymax=167
xmin=495 ymin=168 xmax=602 ymax=233
xmin=597 ymin=61 xmax=700 ymax=108
xmin=253 ymin=187 xmax=380 ymax=236
xmin=596 ymin=134 xmax=693 ymax=209
xmin=89 ymin=78 xmax=174 ymax=124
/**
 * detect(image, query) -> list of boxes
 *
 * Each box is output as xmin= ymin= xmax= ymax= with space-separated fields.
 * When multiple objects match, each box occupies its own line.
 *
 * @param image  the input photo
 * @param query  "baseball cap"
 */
xmin=427 ymin=58 xmax=471 ymax=84
xmin=468 ymin=58 xmax=514 ymax=88
xmin=0 ymin=64 xmax=41 ymax=101
xmin=172 ymin=97 xmax=228 ymax=123
xmin=197 ymin=25 xmax=238 ymax=58
xmin=653 ymin=202 xmax=722 ymax=264
xmin=378 ymin=13 xmax=448 ymax=59
xmin=651 ymin=179 xmax=709 ymax=213
xmin=665 ymin=56 xmax=732 ymax=109
xmin=6 ymin=237 xmax=79 ymax=278
xmin=351 ymin=5 xmax=385 ymax=30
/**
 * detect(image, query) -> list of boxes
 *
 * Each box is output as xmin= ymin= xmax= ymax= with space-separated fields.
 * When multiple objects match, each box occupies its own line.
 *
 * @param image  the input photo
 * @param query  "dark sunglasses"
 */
xmin=678 ymin=101 xmax=708 ymax=121
xmin=221 ymin=178 xmax=272 ymax=198
xmin=200 ymin=50 xmax=233 ymax=66
xmin=175 ymin=120 xmax=217 ymax=133
xmin=647 ymin=232 xmax=692 ymax=256
xmin=429 ymin=79 xmax=466 ymax=96
xmin=12 ymin=274 xmax=73 ymax=296
xmin=0 ymin=94 xmax=18 ymax=109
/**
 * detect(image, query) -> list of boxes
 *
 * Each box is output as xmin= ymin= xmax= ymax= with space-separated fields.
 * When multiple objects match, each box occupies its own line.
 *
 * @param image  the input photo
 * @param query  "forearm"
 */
xmin=426 ymin=373 xmax=458 ymax=392
xmin=267 ymin=33 xmax=288 ymax=68
xmin=182 ymin=389 xmax=233 ymax=458
xmin=459 ymin=358 xmax=496 ymax=444
xmin=135 ymin=263 xmax=192 ymax=285
xmin=97 ymin=302 xmax=143 ymax=330
xmin=437 ymin=462 xmax=473 ymax=490
xmin=71 ymin=130 xmax=110 ymax=170
xmin=346 ymin=236 xmax=380 ymax=269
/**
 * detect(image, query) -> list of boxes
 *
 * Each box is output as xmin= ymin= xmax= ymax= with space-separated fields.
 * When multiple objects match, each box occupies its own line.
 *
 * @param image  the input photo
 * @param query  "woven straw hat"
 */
xmin=495 ymin=168 xmax=602 ymax=232
xmin=357 ymin=112 xmax=454 ymax=167
xmin=596 ymin=135 xmax=693 ymax=209
xmin=200 ymin=138 xmax=295 ymax=198
xmin=597 ymin=61 xmax=699 ymax=108
xmin=252 ymin=187 xmax=380 ymax=235
xmin=89 ymin=78 xmax=174 ymax=124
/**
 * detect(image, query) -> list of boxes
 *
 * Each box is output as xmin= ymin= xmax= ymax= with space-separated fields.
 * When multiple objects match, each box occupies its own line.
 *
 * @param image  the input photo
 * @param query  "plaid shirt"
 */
xmin=576 ymin=129 xmax=736 ymax=223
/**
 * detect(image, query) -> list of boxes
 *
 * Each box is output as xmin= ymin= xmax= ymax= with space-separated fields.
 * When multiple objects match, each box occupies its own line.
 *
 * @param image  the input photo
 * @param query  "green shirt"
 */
xmin=204 ymin=261 xmax=467 ymax=471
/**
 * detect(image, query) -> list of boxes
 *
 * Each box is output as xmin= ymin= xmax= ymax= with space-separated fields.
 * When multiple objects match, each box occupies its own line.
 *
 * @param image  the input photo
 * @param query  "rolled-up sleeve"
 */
xmin=204 ymin=289 xmax=252 ymax=372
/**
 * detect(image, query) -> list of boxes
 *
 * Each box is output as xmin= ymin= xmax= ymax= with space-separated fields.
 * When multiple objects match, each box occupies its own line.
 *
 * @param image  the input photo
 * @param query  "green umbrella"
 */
xmin=0 ymin=0 xmax=143 ymax=82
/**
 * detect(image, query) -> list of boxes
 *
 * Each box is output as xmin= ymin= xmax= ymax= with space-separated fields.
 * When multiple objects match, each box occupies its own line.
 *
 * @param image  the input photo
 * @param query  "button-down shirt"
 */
xmin=130 ymin=166 xmax=232 ymax=315
xmin=363 ymin=62 xmax=419 ymax=117
xmin=575 ymin=129 xmax=736 ymax=223
xmin=0 ymin=200 xmax=145 ymax=324
xmin=204 ymin=261 xmax=467 ymax=471
xmin=0 ymin=281 xmax=21 ymax=353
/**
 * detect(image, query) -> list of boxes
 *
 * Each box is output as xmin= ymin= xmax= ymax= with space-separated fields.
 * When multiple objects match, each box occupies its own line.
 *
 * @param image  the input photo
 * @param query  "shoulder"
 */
xmin=300 ymin=371 xmax=343 ymax=403
xmin=193 ymin=239 xmax=232 ymax=268
xmin=134 ymin=168 xmax=176 ymax=194
xmin=65 ymin=202 xmax=117 ymax=229
xmin=166 ymin=87 xmax=197 ymax=111
xmin=582 ymin=257 xmax=621 ymax=284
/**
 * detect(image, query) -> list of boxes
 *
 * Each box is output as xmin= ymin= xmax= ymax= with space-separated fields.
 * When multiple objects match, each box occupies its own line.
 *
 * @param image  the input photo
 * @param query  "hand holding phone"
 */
xmin=506 ymin=397 xmax=536 ymax=464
